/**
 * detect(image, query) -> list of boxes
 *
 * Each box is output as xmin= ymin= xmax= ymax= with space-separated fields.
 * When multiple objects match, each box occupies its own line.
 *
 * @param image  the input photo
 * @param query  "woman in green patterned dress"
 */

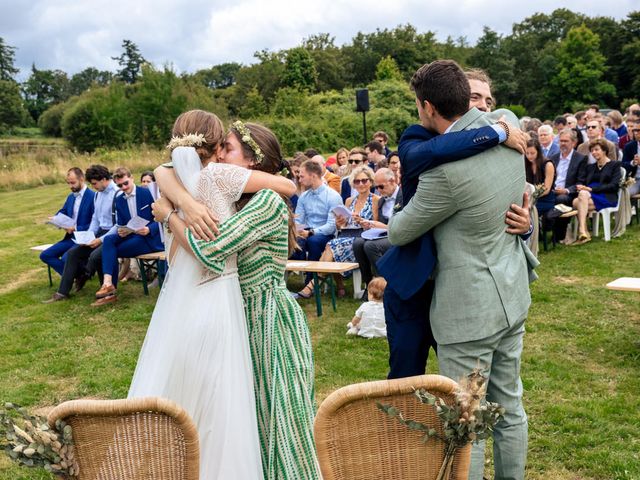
xmin=153 ymin=122 xmax=321 ymax=480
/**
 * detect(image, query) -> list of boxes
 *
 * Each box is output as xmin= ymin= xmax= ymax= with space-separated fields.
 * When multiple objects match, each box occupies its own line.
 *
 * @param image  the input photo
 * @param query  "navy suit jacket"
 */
xmin=377 ymin=123 xmax=500 ymax=300
xmin=340 ymin=177 xmax=352 ymax=203
xmin=622 ymin=140 xmax=638 ymax=177
xmin=114 ymin=186 xmax=163 ymax=252
xmin=549 ymin=150 xmax=587 ymax=195
xmin=58 ymin=189 xmax=95 ymax=232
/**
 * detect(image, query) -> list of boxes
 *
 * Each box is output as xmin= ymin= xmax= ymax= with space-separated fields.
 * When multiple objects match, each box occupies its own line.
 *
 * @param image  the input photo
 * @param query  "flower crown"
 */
xmin=232 ymin=121 xmax=264 ymax=165
xmin=166 ymin=133 xmax=207 ymax=151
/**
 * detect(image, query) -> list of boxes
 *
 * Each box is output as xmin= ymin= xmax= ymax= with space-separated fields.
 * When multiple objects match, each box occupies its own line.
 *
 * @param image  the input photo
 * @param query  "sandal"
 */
xmin=297 ymin=281 xmax=314 ymax=299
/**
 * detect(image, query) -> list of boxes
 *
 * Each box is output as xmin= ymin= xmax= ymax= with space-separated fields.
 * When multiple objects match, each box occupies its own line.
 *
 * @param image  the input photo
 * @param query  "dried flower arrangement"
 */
xmin=378 ymin=368 xmax=504 ymax=480
xmin=1 ymin=403 xmax=79 ymax=478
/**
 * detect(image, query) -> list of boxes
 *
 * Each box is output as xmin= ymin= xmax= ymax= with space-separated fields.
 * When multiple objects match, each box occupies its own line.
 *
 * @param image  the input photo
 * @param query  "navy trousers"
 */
xmin=40 ymin=237 xmax=75 ymax=276
xmin=384 ymin=279 xmax=437 ymax=379
xmin=102 ymin=233 xmax=155 ymax=287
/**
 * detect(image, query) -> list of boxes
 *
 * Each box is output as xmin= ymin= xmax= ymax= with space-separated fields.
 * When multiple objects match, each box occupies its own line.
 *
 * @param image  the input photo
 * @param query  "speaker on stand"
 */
xmin=355 ymin=89 xmax=369 ymax=145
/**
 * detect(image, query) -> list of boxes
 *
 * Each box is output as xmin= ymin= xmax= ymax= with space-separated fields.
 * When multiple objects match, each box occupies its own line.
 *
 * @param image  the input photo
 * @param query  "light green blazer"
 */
xmin=388 ymin=108 xmax=533 ymax=345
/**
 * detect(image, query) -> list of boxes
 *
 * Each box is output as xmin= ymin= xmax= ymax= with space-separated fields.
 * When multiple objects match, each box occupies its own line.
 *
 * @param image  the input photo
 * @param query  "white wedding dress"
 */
xmin=128 ymin=148 xmax=263 ymax=479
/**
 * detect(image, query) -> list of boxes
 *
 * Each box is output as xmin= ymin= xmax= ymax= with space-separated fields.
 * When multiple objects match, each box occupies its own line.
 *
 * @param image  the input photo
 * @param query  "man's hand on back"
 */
xmin=505 ymin=193 xmax=531 ymax=235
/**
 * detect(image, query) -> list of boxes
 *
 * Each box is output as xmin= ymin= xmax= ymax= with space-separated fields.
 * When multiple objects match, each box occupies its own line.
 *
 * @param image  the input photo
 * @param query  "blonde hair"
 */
xmin=368 ymin=277 xmax=387 ymax=301
xmin=349 ymin=165 xmax=375 ymax=187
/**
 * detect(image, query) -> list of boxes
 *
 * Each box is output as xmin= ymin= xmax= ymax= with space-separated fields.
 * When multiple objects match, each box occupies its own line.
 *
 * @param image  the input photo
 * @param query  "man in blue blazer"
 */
xmin=92 ymin=167 xmax=163 ymax=306
xmin=377 ymin=69 xmax=531 ymax=380
xmin=40 ymin=167 xmax=95 ymax=276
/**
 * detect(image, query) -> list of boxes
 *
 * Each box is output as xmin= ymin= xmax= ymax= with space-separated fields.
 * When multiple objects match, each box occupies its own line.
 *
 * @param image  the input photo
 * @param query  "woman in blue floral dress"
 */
xmin=299 ymin=165 xmax=379 ymax=297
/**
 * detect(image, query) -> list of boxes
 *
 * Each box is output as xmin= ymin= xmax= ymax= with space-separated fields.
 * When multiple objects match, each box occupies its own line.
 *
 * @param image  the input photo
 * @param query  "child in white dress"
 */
xmin=347 ymin=277 xmax=387 ymax=338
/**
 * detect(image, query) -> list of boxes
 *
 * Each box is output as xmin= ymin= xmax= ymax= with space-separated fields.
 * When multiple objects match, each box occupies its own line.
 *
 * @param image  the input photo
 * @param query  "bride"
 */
xmin=128 ymin=110 xmax=295 ymax=479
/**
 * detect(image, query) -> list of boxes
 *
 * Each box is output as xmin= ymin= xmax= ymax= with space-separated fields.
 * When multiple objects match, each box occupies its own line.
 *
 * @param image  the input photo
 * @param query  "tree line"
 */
xmin=1 ymin=8 xmax=638 ymax=154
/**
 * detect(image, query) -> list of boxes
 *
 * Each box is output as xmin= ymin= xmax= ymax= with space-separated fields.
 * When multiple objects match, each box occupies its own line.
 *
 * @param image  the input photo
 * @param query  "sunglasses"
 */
xmin=353 ymin=178 xmax=370 ymax=185
xmin=632 ymin=129 xmax=640 ymax=133
xmin=375 ymin=184 xmax=385 ymax=189
xmin=116 ymin=180 xmax=130 ymax=188
xmin=586 ymin=125 xmax=599 ymax=129
xmin=348 ymin=159 xmax=363 ymax=164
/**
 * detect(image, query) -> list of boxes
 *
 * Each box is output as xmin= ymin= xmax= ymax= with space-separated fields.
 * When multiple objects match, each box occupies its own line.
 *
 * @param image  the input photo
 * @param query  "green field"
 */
xmin=1 ymin=184 xmax=639 ymax=479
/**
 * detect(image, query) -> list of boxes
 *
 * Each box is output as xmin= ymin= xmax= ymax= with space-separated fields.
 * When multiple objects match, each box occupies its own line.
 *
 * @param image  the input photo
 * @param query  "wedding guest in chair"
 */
xmin=92 ymin=167 xmax=163 ymax=306
xmin=40 ymin=167 xmax=95 ymax=277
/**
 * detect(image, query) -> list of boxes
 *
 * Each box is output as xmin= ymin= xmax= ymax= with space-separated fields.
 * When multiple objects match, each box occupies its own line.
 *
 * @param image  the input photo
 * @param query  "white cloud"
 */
xmin=0 ymin=0 xmax=637 ymax=79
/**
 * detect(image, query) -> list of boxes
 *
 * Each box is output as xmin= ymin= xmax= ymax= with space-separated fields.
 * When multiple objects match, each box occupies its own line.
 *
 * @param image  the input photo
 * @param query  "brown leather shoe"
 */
xmin=74 ymin=272 xmax=89 ymax=292
xmin=42 ymin=292 xmax=69 ymax=304
xmin=91 ymin=294 xmax=118 ymax=307
xmin=95 ymin=284 xmax=116 ymax=299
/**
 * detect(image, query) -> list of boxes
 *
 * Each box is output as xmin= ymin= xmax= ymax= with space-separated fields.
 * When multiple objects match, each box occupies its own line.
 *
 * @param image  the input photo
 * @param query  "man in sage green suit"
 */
xmin=388 ymin=60 xmax=531 ymax=480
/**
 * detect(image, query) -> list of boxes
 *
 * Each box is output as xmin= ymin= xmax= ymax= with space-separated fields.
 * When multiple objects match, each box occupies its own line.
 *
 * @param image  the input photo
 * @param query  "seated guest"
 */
xmin=290 ymin=160 xmax=343 ymax=289
xmin=538 ymin=125 xmax=560 ymax=159
xmin=571 ymin=139 xmax=622 ymax=245
xmin=334 ymin=147 xmax=350 ymax=177
xmin=607 ymin=110 xmax=629 ymax=148
xmin=577 ymin=119 xmax=620 ymax=162
xmin=92 ymin=167 xmax=163 ymax=306
xmin=40 ymin=167 xmax=95 ymax=277
xmin=387 ymin=151 xmax=401 ymax=184
xmin=373 ymin=131 xmax=392 ymax=158
xmin=353 ymin=168 xmax=401 ymax=298
xmin=310 ymin=154 xmax=341 ymax=193
xmin=365 ymin=141 xmax=386 ymax=171
xmin=140 ymin=170 xmax=155 ymax=186
xmin=550 ymin=128 xmax=588 ymax=242
xmin=341 ymin=147 xmax=367 ymax=203
xmin=43 ymin=165 xmax=117 ymax=303
xmin=525 ymin=139 xmax=556 ymax=216
xmin=289 ymin=153 xmax=307 ymax=210
xmin=298 ymin=166 xmax=379 ymax=298
xmin=622 ymin=118 xmax=640 ymax=197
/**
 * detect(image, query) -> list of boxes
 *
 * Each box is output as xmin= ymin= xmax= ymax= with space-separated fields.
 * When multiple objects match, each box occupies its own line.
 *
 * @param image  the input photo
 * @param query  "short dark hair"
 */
xmin=113 ymin=167 xmax=132 ymax=180
xmin=85 ymin=164 xmax=111 ymax=182
xmin=67 ymin=167 xmax=84 ymax=179
xmin=140 ymin=170 xmax=155 ymax=182
xmin=303 ymin=148 xmax=320 ymax=158
xmin=410 ymin=60 xmax=470 ymax=120
xmin=554 ymin=116 xmax=567 ymax=127
xmin=301 ymin=159 xmax=323 ymax=177
xmin=365 ymin=140 xmax=384 ymax=155
xmin=575 ymin=111 xmax=586 ymax=120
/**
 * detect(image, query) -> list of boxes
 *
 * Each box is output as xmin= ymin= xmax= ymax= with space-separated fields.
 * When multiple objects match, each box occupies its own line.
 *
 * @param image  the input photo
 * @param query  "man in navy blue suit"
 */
xmin=622 ymin=118 xmax=640 ymax=197
xmin=92 ymin=167 xmax=163 ymax=306
xmin=40 ymin=167 xmax=95 ymax=277
xmin=377 ymin=69 xmax=531 ymax=379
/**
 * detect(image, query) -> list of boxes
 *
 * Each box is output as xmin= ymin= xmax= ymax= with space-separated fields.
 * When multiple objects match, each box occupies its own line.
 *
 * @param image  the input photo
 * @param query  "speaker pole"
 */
xmin=362 ymin=111 xmax=367 ymax=145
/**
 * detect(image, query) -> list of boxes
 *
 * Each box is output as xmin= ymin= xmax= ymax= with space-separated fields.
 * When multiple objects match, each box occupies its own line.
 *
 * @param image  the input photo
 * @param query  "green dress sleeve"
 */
xmin=187 ymin=189 xmax=287 ymax=273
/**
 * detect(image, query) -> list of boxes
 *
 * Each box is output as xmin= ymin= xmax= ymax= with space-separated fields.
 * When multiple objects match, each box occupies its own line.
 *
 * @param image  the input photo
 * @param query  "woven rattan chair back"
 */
xmin=314 ymin=374 xmax=471 ymax=480
xmin=48 ymin=397 xmax=199 ymax=480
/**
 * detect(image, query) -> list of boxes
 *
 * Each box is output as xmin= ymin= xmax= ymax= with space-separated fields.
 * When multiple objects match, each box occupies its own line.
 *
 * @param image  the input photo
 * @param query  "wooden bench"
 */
xmin=286 ymin=261 xmax=359 ymax=316
xmin=135 ymin=252 xmax=167 ymax=295
xmin=606 ymin=277 xmax=640 ymax=292
xmin=30 ymin=244 xmax=54 ymax=286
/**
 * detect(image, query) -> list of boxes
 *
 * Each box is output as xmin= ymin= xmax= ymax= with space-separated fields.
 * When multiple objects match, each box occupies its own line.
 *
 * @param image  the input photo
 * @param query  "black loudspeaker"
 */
xmin=355 ymin=89 xmax=370 ymax=112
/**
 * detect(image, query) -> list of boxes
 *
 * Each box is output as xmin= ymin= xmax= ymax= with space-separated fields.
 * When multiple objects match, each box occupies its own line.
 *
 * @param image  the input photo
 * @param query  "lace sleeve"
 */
xmin=198 ymin=163 xmax=251 ymax=204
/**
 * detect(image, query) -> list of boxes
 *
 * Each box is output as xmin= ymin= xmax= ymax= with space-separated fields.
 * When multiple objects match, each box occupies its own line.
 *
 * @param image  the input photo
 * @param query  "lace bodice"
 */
xmin=196 ymin=163 xmax=250 ymax=280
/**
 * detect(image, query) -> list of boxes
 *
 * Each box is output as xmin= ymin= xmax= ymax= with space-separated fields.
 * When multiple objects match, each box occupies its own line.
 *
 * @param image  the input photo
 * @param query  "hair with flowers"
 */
xmin=165 ymin=133 xmax=207 ymax=151
xmin=231 ymin=121 xmax=264 ymax=165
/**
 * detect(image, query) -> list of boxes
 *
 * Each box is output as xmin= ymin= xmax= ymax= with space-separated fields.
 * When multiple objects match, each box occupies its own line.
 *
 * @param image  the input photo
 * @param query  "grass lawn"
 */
xmin=1 ymin=184 xmax=639 ymax=479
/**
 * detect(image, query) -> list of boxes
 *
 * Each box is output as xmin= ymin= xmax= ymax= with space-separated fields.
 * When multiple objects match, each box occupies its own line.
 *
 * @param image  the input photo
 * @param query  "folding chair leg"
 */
xmin=137 ymin=259 xmax=150 ymax=296
xmin=602 ymin=211 xmax=611 ymax=241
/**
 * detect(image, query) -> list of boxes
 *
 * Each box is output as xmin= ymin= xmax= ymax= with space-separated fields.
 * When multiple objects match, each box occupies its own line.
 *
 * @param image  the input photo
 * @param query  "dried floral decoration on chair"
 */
xmin=1 ymin=403 xmax=79 ymax=478
xmin=378 ymin=368 xmax=505 ymax=480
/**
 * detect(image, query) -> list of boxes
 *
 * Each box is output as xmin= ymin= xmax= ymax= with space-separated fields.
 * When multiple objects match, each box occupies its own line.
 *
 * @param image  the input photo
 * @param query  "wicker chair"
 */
xmin=47 ymin=397 xmax=199 ymax=480
xmin=314 ymin=374 xmax=471 ymax=480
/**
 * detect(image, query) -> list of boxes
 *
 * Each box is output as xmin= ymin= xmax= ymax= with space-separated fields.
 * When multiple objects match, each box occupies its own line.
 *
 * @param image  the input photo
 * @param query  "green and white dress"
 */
xmin=187 ymin=188 xmax=321 ymax=480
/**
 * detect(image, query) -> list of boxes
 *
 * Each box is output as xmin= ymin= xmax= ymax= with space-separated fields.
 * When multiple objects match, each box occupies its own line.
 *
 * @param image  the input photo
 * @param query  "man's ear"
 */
xmin=423 ymin=100 xmax=435 ymax=118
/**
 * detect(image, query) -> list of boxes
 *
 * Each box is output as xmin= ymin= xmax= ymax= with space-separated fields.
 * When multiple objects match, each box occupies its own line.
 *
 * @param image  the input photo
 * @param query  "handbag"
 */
xmin=337 ymin=227 xmax=363 ymax=238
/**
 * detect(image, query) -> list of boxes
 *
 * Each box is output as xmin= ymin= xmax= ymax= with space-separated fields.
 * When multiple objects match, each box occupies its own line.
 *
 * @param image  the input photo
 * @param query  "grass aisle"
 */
xmin=0 ymin=184 xmax=639 ymax=479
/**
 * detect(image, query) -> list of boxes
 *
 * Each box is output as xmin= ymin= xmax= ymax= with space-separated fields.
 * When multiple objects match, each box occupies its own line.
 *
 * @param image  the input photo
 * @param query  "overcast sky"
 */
xmin=1 ymin=0 xmax=637 ymax=80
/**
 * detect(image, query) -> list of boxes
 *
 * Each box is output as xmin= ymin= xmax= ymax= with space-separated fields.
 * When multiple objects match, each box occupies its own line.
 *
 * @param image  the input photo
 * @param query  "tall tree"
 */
xmin=282 ymin=47 xmax=318 ymax=91
xmin=112 ymin=39 xmax=146 ymax=84
xmin=302 ymin=34 xmax=346 ymax=92
xmin=468 ymin=27 xmax=517 ymax=105
xmin=69 ymin=67 xmax=112 ymax=96
xmin=0 ymin=80 xmax=28 ymax=132
xmin=375 ymin=56 xmax=403 ymax=81
xmin=192 ymin=62 xmax=242 ymax=89
xmin=0 ymin=37 xmax=19 ymax=81
xmin=22 ymin=65 xmax=70 ymax=121
xmin=549 ymin=24 xmax=616 ymax=112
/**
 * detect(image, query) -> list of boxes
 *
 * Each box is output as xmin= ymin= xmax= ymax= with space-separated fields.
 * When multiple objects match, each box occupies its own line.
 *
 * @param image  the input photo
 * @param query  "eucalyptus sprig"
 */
xmin=1 ymin=402 xmax=79 ymax=478
xmin=531 ymin=183 xmax=546 ymax=202
xmin=378 ymin=369 xmax=505 ymax=480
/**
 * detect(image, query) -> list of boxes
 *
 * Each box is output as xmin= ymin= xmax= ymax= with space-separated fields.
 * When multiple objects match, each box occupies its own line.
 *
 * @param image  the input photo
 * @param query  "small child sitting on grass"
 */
xmin=347 ymin=277 xmax=387 ymax=338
